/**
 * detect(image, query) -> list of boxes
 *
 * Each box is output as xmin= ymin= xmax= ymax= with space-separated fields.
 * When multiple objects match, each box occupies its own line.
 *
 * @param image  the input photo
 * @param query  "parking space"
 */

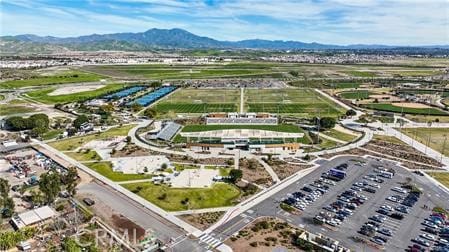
xmin=214 ymin=156 xmax=449 ymax=252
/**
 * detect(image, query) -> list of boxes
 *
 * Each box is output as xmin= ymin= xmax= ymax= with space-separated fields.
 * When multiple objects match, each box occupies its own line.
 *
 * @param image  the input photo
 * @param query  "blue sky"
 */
xmin=1 ymin=0 xmax=448 ymax=45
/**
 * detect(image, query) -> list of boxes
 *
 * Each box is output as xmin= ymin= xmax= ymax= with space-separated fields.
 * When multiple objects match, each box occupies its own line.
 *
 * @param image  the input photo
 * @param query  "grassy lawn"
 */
xmin=26 ymin=84 xmax=128 ymax=104
xmin=426 ymin=172 xmax=449 ymax=188
xmin=404 ymin=114 xmax=449 ymax=123
xmin=41 ymin=129 xmax=64 ymax=140
xmin=181 ymin=124 xmax=304 ymax=133
xmin=84 ymin=162 xmax=152 ymax=182
xmin=122 ymin=182 xmax=241 ymax=211
xmin=49 ymin=124 xmax=135 ymax=151
xmin=373 ymin=134 xmax=406 ymax=145
xmin=65 ymin=150 xmax=101 ymax=162
xmin=362 ymin=103 xmax=449 ymax=116
xmin=327 ymin=82 xmax=361 ymax=89
xmin=399 ymin=128 xmax=449 ymax=156
xmin=2 ymin=71 xmax=104 ymax=89
xmin=339 ymin=90 xmax=373 ymax=99
xmin=323 ymin=128 xmax=358 ymax=142
xmin=0 ymin=94 xmax=4 ymax=101
xmin=0 ymin=104 xmax=36 ymax=115
xmin=343 ymin=70 xmax=377 ymax=77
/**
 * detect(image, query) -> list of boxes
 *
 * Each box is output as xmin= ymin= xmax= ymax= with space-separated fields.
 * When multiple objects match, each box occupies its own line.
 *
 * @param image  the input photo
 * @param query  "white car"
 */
xmin=420 ymin=233 xmax=436 ymax=241
xmin=392 ymin=187 xmax=407 ymax=194
xmin=370 ymin=183 xmax=380 ymax=189
xmin=439 ymin=238 xmax=449 ymax=245
xmin=381 ymin=205 xmax=393 ymax=211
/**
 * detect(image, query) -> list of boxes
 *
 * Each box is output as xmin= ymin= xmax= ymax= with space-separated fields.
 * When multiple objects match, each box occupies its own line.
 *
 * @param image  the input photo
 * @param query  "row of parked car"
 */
xmin=314 ymin=164 xmax=371 ymax=227
xmin=282 ymin=164 xmax=347 ymax=212
xmin=409 ymin=211 xmax=449 ymax=252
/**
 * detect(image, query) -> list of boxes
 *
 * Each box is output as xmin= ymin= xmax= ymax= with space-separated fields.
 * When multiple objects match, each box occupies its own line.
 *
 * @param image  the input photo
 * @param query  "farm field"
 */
xmin=426 ymin=172 xmax=449 ymax=188
xmin=399 ymin=128 xmax=449 ymax=156
xmin=2 ymin=71 xmax=104 ymax=89
xmin=154 ymin=88 xmax=239 ymax=114
xmin=26 ymin=83 xmax=129 ymax=104
xmin=48 ymin=124 xmax=135 ymax=151
xmin=122 ymin=182 xmax=241 ymax=211
xmin=83 ymin=62 xmax=444 ymax=80
xmin=362 ymin=103 xmax=449 ymax=116
xmin=244 ymin=88 xmax=345 ymax=117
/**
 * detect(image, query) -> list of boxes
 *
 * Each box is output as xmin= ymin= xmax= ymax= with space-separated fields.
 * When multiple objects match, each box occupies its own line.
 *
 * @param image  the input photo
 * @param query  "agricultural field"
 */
xmin=122 ymin=182 xmax=241 ymax=211
xmin=154 ymin=88 xmax=239 ymax=114
xmin=244 ymin=88 xmax=345 ymax=117
xmin=338 ymin=90 xmax=373 ymax=100
xmin=25 ymin=83 xmax=129 ymax=104
xmin=399 ymin=128 xmax=449 ymax=156
xmin=48 ymin=124 xmax=135 ymax=151
xmin=362 ymin=103 xmax=449 ymax=116
xmin=1 ymin=70 xmax=105 ymax=89
xmin=426 ymin=172 xmax=449 ymax=188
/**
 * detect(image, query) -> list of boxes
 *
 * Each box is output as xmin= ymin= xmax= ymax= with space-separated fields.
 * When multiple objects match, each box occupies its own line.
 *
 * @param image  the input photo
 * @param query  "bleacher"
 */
xmin=206 ymin=117 xmax=278 ymax=125
xmin=155 ymin=122 xmax=182 ymax=141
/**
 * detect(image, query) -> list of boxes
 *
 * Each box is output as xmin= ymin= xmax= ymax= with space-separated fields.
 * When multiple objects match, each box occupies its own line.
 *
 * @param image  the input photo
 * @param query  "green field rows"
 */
xmin=154 ymin=103 xmax=237 ymax=113
xmin=339 ymin=90 xmax=373 ymax=99
xmin=2 ymin=71 xmax=104 ymax=89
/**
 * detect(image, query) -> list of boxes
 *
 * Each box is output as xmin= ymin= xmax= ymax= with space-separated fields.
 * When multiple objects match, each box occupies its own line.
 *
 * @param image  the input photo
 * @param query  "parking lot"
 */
xmin=213 ymin=156 xmax=449 ymax=251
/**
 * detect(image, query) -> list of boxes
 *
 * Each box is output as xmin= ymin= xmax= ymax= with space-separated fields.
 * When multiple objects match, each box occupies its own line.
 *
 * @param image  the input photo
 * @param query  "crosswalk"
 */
xmin=198 ymin=233 xmax=222 ymax=249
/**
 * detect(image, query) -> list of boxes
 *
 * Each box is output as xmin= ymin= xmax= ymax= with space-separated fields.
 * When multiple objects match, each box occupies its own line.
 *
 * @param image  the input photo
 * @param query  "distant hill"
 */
xmin=1 ymin=28 xmax=448 ymax=53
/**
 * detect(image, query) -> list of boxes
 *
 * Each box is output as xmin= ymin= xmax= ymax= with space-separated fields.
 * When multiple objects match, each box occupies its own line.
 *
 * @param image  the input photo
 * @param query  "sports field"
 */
xmin=339 ymin=90 xmax=373 ymax=100
xmin=154 ymin=88 xmax=239 ymax=113
xmin=245 ymin=88 xmax=345 ymax=117
xmin=2 ymin=71 xmax=104 ymax=89
xmin=362 ymin=103 xmax=449 ymax=116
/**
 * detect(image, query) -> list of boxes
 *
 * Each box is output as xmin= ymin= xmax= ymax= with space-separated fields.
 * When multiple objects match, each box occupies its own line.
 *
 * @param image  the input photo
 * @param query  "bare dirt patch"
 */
xmin=239 ymin=158 xmax=273 ymax=187
xmin=48 ymin=84 xmax=105 ymax=96
xmin=111 ymin=214 xmax=146 ymax=240
xmin=392 ymin=102 xmax=431 ymax=109
xmin=179 ymin=212 xmax=224 ymax=230
xmin=267 ymin=158 xmax=314 ymax=180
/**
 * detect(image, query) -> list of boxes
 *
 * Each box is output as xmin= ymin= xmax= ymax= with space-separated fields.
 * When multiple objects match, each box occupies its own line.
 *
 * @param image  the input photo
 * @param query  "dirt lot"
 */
xmin=226 ymin=217 xmax=302 ymax=252
xmin=48 ymin=84 xmax=105 ymax=96
xmin=179 ymin=212 xmax=224 ymax=230
xmin=239 ymin=158 xmax=273 ymax=187
xmin=266 ymin=159 xmax=314 ymax=180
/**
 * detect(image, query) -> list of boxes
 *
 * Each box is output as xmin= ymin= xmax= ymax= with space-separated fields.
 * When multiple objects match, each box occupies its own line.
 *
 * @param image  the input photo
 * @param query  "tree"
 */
xmin=130 ymin=103 xmax=143 ymax=112
xmin=314 ymin=117 xmax=336 ymax=130
xmin=73 ymin=115 xmax=89 ymax=129
xmin=62 ymin=167 xmax=78 ymax=197
xmin=0 ymin=178 xmax=10 ymax=199
xmin=247 ymin=159 xmax=258 ymax=170
xmin=125 ymin=136 xmax=132 ymax=143
xmin=19 ymin=184 xmax=27 ymax=198
xmin=228 ymin=169 xmax=243 ymax=183
xmin=346 ymin=109 xmax=357 ymax=117
xmin=143 ymin=108 xmax=158 ymax=118
xmin=30 ymin=190 xmax=44 ymax=206
xmin=161 ymin=163 xmax=168 ymax=170
xmin=2 ymin=197 xmax=14 ymax=218
xmin=39 ymin=172 xmax=62 ymax=204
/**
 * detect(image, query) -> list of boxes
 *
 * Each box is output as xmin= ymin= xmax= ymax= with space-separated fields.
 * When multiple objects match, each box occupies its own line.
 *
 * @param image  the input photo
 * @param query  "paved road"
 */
xmin=211 ymin=155 xmax=449 ymax=251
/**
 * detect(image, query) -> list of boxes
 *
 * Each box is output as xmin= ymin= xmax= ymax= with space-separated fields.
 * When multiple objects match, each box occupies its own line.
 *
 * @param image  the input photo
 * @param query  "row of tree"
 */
xmin=5 ymin=114 xmax=50 ymax=137
xmin=0 ymin=178 xmax=14 ymax=218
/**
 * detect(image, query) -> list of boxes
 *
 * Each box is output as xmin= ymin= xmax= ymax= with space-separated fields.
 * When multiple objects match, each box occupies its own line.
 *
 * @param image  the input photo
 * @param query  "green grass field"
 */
xmin=2 ymin=71 xmax=104 ymax=89
xmin=326 ymin=82 xmax=361 ymax=89
xmin=426 ymin=172 xmax=449 ymax=188
xmin=84 ymin=162 xmax=152 ymax=182
xmin=339 ymin=90 xmax=373 ymax=99
xmin=49 ymin=124 xmax=135 ymax=151
xmin=362 ymin=103 xmax=449 ymax=116
xmin=0 ymin=94 xmax=5 ymax=101
xmin=65 ymin=150 xmax=101 ymax=162
xmin=122 ymin=182 xmax=241 ymax=211
xmin=0 ymin=104 xmax=36 ymax=115
xmin=154 ymin=88 xmax=240 ymax=113
xmin=26 ymin=84 xmax=128 ymax=104
xmin=399 ymin=128 xmax=449 ymax=156
xmin=41 ymin=129 xmax=64 ymax=140
xmin=181 ymin=124 xmax=304 ymax=133
xmin=322 ymin=128 xmax=359 ymax=142
xmin=245 ymin=88 xmax=345 ymax=117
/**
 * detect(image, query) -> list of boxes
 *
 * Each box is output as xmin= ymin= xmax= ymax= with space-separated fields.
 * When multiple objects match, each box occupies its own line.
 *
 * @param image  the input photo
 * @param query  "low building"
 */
xmin=11 ymin=206 xmax=57 ymax=229
xmin=206 ymin=112 xmax=278 ymax=125
xmin=147 ymin=121 xmax=182 ymax=142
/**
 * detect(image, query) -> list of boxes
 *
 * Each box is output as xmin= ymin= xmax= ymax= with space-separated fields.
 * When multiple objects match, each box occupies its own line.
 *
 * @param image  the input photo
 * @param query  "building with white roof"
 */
xmin=11 ymin=206 xmax=57 ymax=229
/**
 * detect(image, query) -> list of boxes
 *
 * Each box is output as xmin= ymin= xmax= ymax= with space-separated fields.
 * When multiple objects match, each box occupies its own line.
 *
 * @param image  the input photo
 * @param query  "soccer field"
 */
xmin=245 ymin=88 xmax=345 ymax=117
xmin=154 ymin=88 xmax=240 ymax=113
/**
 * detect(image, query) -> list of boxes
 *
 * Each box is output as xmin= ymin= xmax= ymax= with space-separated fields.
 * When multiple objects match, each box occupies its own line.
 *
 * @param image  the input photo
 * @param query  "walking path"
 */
xmin=254 ymin=156 xmax=281 ymax=183
xmin=171 ymin=207 xmax=233 ymax=216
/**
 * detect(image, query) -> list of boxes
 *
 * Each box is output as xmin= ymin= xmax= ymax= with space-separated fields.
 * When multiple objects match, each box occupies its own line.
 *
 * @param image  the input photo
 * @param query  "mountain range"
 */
xmin=1 ymin=28 xmax=448 ymax=53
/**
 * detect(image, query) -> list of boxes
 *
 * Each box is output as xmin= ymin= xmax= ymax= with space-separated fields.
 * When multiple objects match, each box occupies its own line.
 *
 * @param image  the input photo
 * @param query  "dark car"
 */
xmin=302 ymin=186 xmax=313 ymax=192
xmin=83 ymin=198 xmax=95 ymax=206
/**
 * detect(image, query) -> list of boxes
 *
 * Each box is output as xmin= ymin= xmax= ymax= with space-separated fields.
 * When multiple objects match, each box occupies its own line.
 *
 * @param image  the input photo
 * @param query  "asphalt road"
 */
xmin=212 ymin=155 xmax=449 ymax=252
xmin=78 ymin=182 xmax=205 ymax=252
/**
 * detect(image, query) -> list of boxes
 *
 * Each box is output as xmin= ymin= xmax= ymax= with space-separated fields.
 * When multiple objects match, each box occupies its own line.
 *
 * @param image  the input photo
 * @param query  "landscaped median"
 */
xmin=426 ymin=172 xmax=449 ymax=188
